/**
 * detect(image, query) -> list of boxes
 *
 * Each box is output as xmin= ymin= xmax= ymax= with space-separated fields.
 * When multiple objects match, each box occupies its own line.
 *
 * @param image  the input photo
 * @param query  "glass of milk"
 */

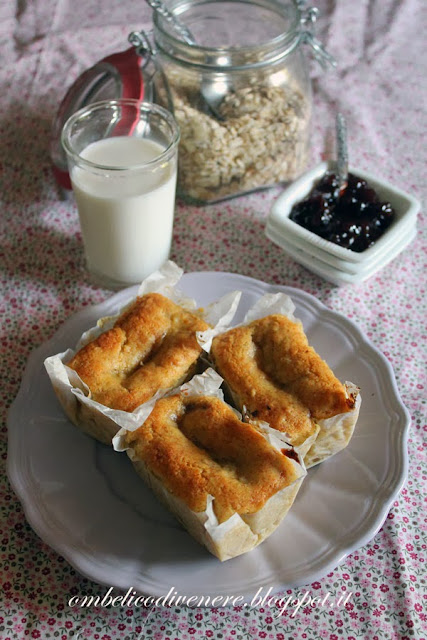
xmin=61 ymin=99 xmax=180 ymax=288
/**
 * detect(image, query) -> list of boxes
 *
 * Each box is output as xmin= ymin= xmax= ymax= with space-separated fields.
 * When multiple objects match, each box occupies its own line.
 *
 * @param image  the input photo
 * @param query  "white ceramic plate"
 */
xmin=7 ymin=272 xmax=410 ymax=600
xmin=269 ymin=224 xmax=417 ymax=286
xmin=267 ymin=213 xmax=417 ymax=275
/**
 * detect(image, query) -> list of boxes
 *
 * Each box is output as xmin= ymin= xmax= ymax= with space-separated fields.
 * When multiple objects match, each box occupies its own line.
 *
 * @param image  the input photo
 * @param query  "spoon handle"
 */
xmin=143 ymin=0 xmax=195 ymax=45
xmin=336 ymin=112 xmax=348 ymax=192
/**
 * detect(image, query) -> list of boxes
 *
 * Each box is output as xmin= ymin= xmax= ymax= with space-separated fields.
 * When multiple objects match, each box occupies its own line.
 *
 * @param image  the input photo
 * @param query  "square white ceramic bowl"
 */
xmin=266 ymin=161 xmax=420 ymax=266
xmin=270 ymin=224 xmax=417 ymax=286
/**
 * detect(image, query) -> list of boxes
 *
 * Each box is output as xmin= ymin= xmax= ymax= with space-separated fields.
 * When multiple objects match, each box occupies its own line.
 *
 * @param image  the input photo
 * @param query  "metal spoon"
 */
xmin=336 ymin=112 xmax=348 ymax=194
xmin=143 ymin=0 xmax=195 ymax=44
xmin=143 ymin=0 xmax=227 ymax=120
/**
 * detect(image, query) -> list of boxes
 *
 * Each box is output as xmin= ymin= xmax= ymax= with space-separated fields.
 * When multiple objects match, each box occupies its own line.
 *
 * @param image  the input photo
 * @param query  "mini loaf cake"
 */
xmin=210 ymin=314 xmax=360 ymax=467
xmin=47 ymin=292 xmax=210 ymax=445
xmin=67 ymin=292 xmax=209 ymax=412
xmin=119 ymin=393 xmax=305 ymax=561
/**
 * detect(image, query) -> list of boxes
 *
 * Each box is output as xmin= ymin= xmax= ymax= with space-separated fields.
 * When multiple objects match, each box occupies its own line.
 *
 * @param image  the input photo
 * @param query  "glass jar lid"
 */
xmin=50 ymin=46 xmax=145 ymax=188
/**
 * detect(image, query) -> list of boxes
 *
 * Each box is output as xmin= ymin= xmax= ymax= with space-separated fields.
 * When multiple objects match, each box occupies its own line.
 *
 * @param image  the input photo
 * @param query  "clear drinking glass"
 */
xmin=61 ymin=99 xmax=180 ymax=289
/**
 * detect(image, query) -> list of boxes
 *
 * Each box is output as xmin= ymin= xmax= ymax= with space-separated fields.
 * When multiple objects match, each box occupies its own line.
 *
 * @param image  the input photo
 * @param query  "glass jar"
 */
xmin=148 ymin=0 xmax=334 ymax=204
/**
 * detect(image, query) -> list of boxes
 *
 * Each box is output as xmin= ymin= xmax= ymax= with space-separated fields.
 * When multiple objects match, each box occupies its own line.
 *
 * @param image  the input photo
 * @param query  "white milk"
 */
xmin=71 ymin=136 xmax=177 ymax=286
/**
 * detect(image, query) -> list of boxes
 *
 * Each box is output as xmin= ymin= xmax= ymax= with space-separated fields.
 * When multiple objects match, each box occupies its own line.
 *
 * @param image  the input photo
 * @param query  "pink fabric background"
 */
xmin=1 ymin=1 xmax=426 ymax=638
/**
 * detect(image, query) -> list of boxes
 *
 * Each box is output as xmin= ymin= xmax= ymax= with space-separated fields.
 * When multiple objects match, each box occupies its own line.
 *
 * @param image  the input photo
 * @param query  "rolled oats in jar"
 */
xmin=150 ymin=0 xmax=335 ymax=204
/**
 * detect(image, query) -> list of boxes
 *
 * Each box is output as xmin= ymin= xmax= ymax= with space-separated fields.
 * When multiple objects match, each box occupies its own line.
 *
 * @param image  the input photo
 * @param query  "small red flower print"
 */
xmin=31 ymin=632 xmax=40 ymax=639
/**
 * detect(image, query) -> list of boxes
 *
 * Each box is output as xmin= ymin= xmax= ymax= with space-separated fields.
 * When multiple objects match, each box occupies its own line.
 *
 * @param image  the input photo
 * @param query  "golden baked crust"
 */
xmin=211 ymin=314 xmax=355 ymax=448
xmin=67 ymin=293 xmax=209 ymax=412
xmin=123 ymin=394 xmax=300 ymax=523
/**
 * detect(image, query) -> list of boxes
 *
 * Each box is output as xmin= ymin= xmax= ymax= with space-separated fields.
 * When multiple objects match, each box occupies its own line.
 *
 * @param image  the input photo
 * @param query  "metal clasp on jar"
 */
xmin=127 ymin=29 xmax=175 ymax=113
xmin=299 ymin=5 xmax=337 ymax=69
xmin=128 ymin=30 xmax=156 ymax=57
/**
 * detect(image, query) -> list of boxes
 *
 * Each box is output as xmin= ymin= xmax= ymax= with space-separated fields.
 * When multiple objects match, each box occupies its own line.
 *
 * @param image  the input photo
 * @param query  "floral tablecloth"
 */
xmin=1 ymin=1 xmax=426 ymax=639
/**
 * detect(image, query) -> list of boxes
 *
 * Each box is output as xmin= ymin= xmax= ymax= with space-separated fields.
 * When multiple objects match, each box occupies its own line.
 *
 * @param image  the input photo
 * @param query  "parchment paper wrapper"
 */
xmin=114 ymin=368 xmax=306 ymax=561
xmin=44 ymin=261 xmax=241 ymax=445
xmin=304 ymin=381 xmax=361 ymax=468
xmin=208 ymin=291 xmax=361 ymax=466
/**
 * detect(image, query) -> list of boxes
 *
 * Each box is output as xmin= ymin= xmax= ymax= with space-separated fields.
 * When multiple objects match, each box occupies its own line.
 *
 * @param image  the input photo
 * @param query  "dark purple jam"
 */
xmin=289 ymin=172 xmax=395 ymax=252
